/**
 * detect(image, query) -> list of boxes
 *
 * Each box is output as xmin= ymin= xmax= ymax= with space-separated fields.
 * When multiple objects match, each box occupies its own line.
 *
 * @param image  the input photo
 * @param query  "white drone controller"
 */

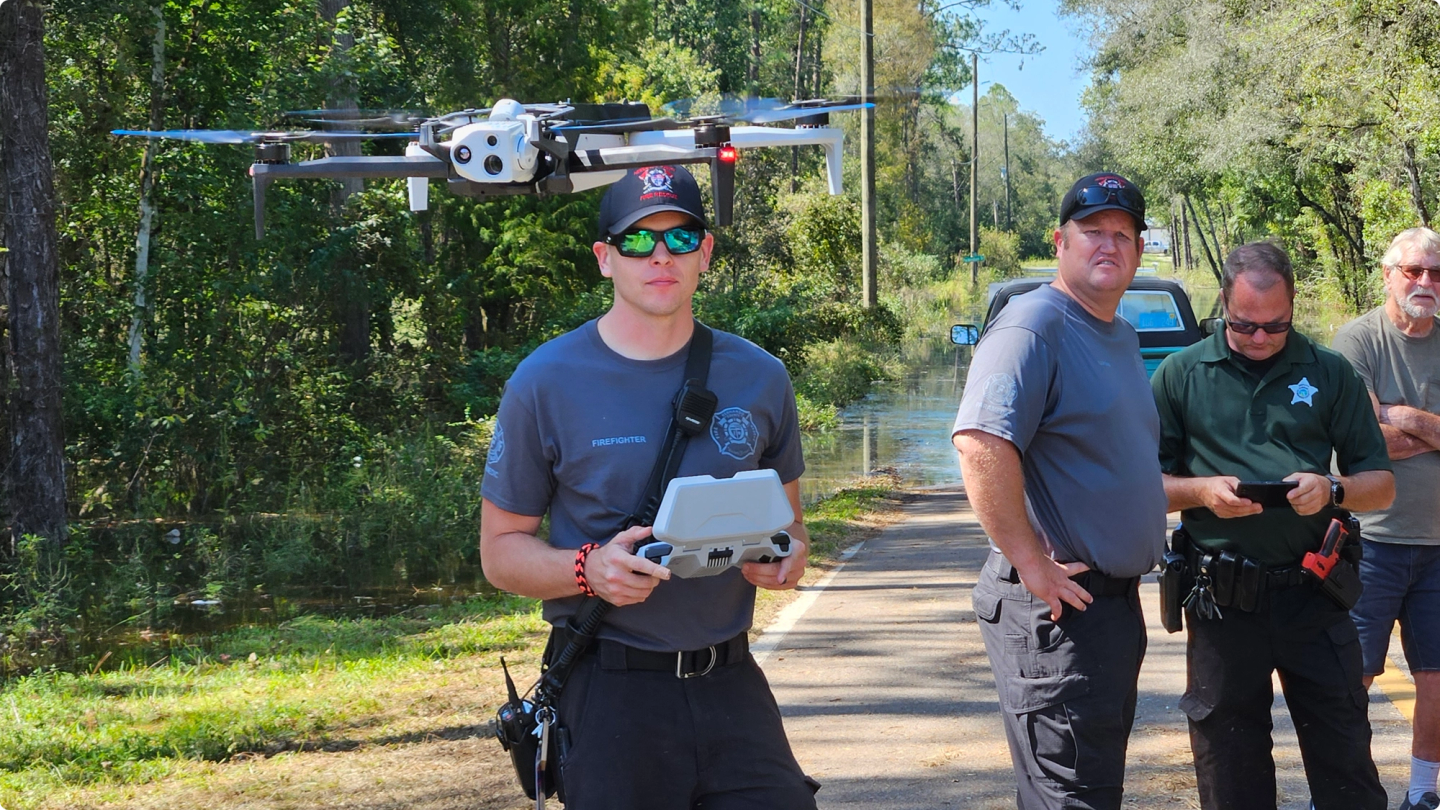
xmin=636 ymin=469 xmax=795 ymax=578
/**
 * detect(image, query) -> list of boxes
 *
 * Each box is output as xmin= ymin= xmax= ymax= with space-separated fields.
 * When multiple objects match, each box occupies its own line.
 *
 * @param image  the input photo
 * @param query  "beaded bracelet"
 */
xmin=574 ymin=542 xmax=601 ymax=597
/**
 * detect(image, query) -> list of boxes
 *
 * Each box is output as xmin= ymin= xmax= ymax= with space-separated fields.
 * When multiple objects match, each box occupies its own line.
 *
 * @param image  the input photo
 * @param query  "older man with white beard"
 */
xmin=1334 ymin=227 xmax=1440 ymax=810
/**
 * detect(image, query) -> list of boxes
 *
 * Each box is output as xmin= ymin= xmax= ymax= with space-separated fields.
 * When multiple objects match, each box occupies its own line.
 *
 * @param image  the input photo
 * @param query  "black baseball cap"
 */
xmin=597 ymin=165 xmax=708 ymax=237
xmin=1059 ymin=172 xmax=1146 ymax=230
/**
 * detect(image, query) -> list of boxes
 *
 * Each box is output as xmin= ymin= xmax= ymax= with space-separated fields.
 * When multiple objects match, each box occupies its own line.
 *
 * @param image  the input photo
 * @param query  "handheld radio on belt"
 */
xmin=491 ymin=323 xmax=717 ymax=810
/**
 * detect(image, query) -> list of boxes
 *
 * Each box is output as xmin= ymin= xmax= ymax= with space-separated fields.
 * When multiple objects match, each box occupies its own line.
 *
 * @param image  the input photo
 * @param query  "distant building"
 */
xmin=1141 ymin=226 xmax=1171 ymax=254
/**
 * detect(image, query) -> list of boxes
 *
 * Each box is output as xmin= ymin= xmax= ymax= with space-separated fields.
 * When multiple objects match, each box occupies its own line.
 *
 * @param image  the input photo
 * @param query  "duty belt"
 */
xmin=547 ymin=626 xmax=748 ymax=679
xmin=994 ymin=555 xmax=1139 ymax=597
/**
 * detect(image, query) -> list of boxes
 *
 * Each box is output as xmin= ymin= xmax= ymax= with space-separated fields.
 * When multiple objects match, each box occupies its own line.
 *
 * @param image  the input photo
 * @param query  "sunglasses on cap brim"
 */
xmin=605 ymin=225 xmax=705 ymax=258
xmin=1064 ymin=185 xmax=1145 ymax=221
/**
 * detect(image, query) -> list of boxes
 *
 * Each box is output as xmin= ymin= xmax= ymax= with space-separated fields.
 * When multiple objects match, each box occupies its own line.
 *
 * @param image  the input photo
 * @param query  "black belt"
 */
xmin=548 ymin=627 xmax=748 ymax=679
xmin=1265 ymin=565 xmax=1307 ymax=590
xmin=1184 ymin=547 xmax=1309 ymax=590
xmin=995 ymin=555 xmax=1139 ymax=597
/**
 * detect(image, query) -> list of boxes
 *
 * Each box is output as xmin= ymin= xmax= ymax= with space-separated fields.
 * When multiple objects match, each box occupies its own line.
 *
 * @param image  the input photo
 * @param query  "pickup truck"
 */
xmin=949 ymin=276 xmax=1203 ymax=378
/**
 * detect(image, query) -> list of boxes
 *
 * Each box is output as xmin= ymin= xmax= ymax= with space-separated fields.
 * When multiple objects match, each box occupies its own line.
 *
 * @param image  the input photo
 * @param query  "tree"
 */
xmin=1 ymin=0 xmax=69 ymax=545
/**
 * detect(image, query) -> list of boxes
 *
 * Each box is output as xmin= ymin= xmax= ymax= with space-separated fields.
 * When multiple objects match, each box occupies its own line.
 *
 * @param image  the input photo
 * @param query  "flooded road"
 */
xmin=799 ymin=337 xmax=969 ymax=503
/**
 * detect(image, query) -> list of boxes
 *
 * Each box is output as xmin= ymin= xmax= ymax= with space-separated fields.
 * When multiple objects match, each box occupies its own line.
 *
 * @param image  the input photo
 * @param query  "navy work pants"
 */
xmin=1182 ymin=583 xmax=1386 ymax=810
xmin=552 ymin=639 xmax=818 ymax=810
xmin=972 ymin=550 xmax=1148 ymax=810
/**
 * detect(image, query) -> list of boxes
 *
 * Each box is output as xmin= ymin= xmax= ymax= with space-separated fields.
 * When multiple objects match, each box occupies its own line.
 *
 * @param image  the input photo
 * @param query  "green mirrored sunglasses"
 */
xmin=606 ymin=225 xmax=705 ymax=258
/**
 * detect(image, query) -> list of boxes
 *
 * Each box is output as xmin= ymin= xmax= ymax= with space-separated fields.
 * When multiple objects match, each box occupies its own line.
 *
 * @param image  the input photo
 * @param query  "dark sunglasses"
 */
xmin=605 ymin=225 xmax=705 ymax=258
xmin=1226 ymin=319 xmax=1292 ymax=335
xmin=1063 ymin=185 xmax=1145 ymax=221
xmin=1395 ymin=265 xmax=1440 ymax=283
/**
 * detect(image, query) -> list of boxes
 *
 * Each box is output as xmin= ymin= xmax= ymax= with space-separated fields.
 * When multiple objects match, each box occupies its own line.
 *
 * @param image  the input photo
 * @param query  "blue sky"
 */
xmin=968 ymin=0 xmax=1094 ymax=144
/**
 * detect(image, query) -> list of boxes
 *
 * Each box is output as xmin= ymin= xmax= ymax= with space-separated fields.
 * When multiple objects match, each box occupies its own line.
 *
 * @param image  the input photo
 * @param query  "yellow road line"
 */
xmin=1377 ymin=652 xmax=1417 ymax=725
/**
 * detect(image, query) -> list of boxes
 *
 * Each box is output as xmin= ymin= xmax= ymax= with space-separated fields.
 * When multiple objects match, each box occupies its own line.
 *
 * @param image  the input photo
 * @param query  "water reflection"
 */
xmin=800 ymin=337 xmax=969 ymax=503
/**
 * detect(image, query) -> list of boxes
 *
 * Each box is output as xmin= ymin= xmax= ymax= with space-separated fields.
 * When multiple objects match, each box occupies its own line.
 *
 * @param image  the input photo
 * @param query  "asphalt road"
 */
xmin=758 ymin=485 xmax=1416 ymax=810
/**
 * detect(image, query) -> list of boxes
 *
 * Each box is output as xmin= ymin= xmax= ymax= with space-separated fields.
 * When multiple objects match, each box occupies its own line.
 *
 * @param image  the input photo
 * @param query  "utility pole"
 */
xmin=1003 ymin=113 xmax=1011 ymax=231
xmin=860 ymin=0 xmax=876 ymax=307
xmin=969 ymin=51 xmax=978 ymax=285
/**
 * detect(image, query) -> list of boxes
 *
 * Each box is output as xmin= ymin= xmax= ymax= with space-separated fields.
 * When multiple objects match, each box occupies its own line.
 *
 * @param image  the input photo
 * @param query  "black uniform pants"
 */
xmin=972 ymin=551 xmax=1147 ymax=810
xmin=553 ymin=639 xmax=818 ymax=810
xmin=1182 ymin=583 xmax=1386 ymax=810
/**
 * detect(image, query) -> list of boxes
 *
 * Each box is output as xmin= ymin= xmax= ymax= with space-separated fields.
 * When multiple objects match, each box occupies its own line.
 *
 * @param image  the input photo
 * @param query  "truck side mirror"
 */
xmin=950 ymin=324 xmax=980 ymax=346
xmin=1200 ymin=317 xmax=1224 ymax=336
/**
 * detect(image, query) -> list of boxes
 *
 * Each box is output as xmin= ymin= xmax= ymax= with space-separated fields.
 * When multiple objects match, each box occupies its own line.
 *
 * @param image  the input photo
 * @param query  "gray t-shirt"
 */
xmin=1333 ymin=306 xmax=1440 ymax=545
xmin=481 ymin=319 xmax=804 ymax=650
xmin=952 ymin=284 xmax=1167 ymax=578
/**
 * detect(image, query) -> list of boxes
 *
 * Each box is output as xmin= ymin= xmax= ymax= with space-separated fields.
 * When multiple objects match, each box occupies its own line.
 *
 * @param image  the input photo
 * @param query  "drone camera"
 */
xmin=455 ymin=145 xmax=472 ymax=163
xmin=449 ymin=118 xmax=540 ymax=184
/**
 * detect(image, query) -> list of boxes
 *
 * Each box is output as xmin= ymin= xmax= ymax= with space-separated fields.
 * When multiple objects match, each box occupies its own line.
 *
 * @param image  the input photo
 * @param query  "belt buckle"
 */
xmin=675 ymin=645 xmax=717 ymax=679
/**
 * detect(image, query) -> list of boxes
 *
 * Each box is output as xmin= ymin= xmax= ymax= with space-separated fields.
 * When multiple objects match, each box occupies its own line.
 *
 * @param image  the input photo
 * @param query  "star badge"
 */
xmin=1288 ymin=377 xmax=1318 ymax=406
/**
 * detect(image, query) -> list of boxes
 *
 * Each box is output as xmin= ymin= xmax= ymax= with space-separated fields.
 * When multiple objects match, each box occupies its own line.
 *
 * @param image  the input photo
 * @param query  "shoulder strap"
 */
xmin=626 ymin=322 xmax=716 ymax=528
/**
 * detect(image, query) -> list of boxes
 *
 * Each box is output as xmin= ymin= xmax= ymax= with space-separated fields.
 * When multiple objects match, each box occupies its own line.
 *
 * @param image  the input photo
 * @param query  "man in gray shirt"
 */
xmin=481 ymin=166 xmax=817 ymax=809
xmin=1333 ymin=226 xmax=1440 ymax=810
xmin=952 ymin=173 xmax=1167 ymax=810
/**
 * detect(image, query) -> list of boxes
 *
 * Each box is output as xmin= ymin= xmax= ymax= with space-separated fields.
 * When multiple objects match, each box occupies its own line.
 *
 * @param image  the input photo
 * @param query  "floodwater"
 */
xmin=798 ymin=275 xmax=1223 ymax=505
xmin=799 ymin=336 xmax=971 ymax=503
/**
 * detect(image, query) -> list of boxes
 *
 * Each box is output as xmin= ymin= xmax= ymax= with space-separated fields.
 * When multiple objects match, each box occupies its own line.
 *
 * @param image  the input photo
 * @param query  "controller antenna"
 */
xmin=500 ymin=656 xmax=523 ymax=705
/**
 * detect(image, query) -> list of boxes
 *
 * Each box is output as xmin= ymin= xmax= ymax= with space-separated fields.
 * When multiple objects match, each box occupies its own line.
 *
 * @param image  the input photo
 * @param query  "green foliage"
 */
xmin=794 ymin=338 xmax=896 ymax=408
xmin=0 ymin=535 xmax=80 ymax=675
xmin=1066 ymin=0 xmax=1440 ymax=308
xmin=0 ymin=595 xmax=544 ymax=801
xmin=794 ymin=393 xmax=840 ymax=432
xmin=979 ymin=226 xmax=1024 ymax=278
xmin=29 ymin=0 xmax=1006 ymax=661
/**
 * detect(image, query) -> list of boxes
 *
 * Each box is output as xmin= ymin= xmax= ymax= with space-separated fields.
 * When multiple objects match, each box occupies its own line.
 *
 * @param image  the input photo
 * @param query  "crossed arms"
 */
xmin=1372 ymin=391 xmax=1440 ymax=461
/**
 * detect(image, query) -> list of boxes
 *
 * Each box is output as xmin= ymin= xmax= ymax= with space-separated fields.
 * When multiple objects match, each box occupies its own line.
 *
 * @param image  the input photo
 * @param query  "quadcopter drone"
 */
xmin=114 ymin=97 xmax=869 ymax=238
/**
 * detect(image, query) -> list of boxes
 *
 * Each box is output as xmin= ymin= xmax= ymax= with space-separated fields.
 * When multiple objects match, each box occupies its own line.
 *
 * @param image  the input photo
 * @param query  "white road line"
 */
xmin=751 ymin=540 xmax=867 ymax=666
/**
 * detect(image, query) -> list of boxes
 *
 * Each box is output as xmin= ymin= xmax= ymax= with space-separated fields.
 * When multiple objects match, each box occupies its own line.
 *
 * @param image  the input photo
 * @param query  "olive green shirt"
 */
xmin=1151 ymin=328 xmax=1391 ymax=564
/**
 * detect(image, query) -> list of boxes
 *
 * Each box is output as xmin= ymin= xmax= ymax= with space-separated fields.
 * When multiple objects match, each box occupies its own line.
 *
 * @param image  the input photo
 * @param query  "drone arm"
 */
xmin=249 ymin=155 xmax=450 ymax=181
xmin=249 ymin=156 xmax=450 ymax=235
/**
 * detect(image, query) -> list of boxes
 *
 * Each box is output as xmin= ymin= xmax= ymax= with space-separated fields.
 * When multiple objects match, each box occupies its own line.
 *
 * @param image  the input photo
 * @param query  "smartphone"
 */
xmin=1234 ymin=480 xmax=1300 ymax=509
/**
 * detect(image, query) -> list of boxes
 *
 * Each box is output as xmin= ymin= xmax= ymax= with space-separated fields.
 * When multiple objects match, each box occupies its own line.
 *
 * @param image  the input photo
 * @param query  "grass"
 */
xmin=0 ymin=482 xmax=902 ymax=810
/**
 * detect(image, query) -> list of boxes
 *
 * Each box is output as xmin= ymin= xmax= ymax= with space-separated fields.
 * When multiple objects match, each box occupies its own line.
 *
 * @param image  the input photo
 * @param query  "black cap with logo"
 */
xmin=1059 ymin=172 xmax=1146 ymax=230
xmin=597 ymin=165 xmax=708 ymax=237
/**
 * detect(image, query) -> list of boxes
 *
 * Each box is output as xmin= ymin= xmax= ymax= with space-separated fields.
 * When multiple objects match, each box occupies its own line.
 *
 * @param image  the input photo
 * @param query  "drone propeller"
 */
xmin=741 ymin=101 xmax=871 ymax=124
xmin=660 ymin=95 xmax=872 ymax=126
xmin=554 ymin=117 xmax=681 ymax=135
xmin=112 ymin=129 xmax=417 ymax=144
xmin=285 ymin=108 xmax=428 ymax=130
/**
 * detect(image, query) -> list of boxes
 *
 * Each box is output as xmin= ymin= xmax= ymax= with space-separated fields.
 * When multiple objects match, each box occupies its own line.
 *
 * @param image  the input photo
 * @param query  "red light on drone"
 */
xmin=718 ymin=146 xmax=738 ymax=163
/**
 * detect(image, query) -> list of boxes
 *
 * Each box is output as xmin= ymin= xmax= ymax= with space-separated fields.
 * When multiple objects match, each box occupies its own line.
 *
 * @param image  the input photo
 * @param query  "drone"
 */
xmin=113 ymin=97 xmax=869 ymax=238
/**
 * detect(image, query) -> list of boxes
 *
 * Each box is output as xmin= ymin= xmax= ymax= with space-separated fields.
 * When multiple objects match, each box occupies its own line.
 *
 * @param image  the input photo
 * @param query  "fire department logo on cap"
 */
xmin=1094 ymin=175 xmax=1125 ymax=190
xmin=638 ymin=166 xmax=677 ymax=199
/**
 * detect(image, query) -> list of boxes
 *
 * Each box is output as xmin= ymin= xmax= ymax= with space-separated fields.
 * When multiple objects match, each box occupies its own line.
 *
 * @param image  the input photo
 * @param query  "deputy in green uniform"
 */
xmin=1152 ymin=241 xmax=1394 ymax=810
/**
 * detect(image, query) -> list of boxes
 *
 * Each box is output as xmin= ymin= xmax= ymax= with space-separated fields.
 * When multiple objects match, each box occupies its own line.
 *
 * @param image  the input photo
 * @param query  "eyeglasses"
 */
xmin=605 ymin=226 xmax=705 ymax=258
xmin=1226 ymin=319 xmax=1292 ymax=335
xmin=1062 ymin=185 xmax=1145 ymax=221
xmin=1394 ymin=265 xmax=1440 ymax=283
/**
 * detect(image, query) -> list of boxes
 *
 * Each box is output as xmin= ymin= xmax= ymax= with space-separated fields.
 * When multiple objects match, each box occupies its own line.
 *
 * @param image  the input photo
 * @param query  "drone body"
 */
xmin=116 ymin=97 xmax=865 ymax=238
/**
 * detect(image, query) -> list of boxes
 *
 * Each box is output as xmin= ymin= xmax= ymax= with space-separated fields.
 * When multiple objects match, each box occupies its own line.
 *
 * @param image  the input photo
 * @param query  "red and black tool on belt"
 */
xmin=1301 ymin=518 xmax=1348 ymax=581
xmin=1302 ymin=516 xmax=1364 ymax=609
